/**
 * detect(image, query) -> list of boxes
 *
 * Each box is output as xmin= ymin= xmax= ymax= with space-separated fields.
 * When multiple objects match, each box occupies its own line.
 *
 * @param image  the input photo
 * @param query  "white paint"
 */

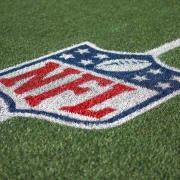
xmin=146 ymin=38 xmax=180 ymax=57
xmin=94 ymin=53 xmax=109 ymax=59
xmin=80 ymin=59 xmax=93 ymax=65
xmin=0 ymin=98 xmax=12 ymax=122
xmin=59 ymin=53 xmax=74 ymax=60
xmin=155 ymin=82 xmax=171 ymax=89
xmin=172 ymin=76 xmax=180 ymax=82
xmin=96 ymin=59 xmax=152 ymax=72
xmin=0 ymin=59 xmax=157 ymax=122
xmin=0 ymin=39 xmax=179 ymax=129
xmin=132 ymin=75 xmax=149 ymax=81
xmin=76 ymin=48 xmax=89 ymax=54
xmin=148 ymin=69 xmax=162 ymax=75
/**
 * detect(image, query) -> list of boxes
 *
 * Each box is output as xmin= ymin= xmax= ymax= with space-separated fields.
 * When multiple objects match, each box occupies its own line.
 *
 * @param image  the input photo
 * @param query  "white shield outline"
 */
xmin=0 ymin=39 xmax=179 ymax=129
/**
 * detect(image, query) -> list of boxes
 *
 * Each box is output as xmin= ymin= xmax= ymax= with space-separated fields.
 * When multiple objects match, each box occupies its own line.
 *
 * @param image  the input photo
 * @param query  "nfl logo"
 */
xmin=0 ymin=41 xmax=179 ymax=129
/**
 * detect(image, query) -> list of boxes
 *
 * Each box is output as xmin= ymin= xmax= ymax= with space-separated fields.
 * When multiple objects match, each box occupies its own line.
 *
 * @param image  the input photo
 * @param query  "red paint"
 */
xmin=60 ymin=83 xmax=135 ymax=118
xmin=0 ymin=60 xmax=136 ymax=119
xmin=25 ymin=73 xmax=113 ymax=107
xmin=0 ymin=62 xmax=80 ymax=94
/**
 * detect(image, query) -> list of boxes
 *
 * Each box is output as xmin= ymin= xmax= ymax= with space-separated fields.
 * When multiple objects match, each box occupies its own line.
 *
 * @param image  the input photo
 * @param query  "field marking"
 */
xmin=146 ymin=39 xmax=180 ymax=57
xmin=0 ymin=39 xmax=179 ymax=129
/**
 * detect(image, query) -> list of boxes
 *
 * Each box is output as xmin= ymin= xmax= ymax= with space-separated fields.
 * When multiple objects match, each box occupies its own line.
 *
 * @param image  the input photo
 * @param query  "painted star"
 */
xmin=80 ymin=59 xmax=94 ymax=66
xmin=75 ymin=48 xmax=89 ymax=54
xmin=94 ymin=53 xmax=109 ymax=59
xmin=132 ymin=75 xmax=149 ymax=81
xmin=148 ymin=69 xmax=162 ymax=74
xmin=156 ymin=82 xmax=171 ymax=89
xmin=59 ymin=53 xmax=74 ymax=60
xmin=172 ymin=76 xmax=180 ymax=82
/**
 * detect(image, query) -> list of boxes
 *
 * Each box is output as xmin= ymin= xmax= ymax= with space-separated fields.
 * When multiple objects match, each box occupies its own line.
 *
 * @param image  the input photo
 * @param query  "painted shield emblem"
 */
xmin=0 ymin=40 xmax=179 ymax=129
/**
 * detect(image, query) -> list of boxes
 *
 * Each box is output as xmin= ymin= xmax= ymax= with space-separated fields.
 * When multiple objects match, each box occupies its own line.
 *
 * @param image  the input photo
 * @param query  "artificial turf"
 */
xmin=0 ymin=0 xmax=179 ymax=179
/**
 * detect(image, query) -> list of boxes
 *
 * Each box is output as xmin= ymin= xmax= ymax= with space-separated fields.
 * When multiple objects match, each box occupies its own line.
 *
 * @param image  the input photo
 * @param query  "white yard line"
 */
xmin=146 ymin=39 xmax=180 ymax=57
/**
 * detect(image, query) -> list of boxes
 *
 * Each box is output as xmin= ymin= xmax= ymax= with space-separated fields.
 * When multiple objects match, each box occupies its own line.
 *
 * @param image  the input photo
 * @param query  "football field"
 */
xmin=0 ymin=0 xmax=179 ymax=179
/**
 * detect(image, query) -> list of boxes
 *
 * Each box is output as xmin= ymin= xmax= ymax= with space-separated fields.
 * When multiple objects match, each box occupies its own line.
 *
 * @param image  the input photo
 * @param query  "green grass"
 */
xmin=0 ymin=0 xmax=179 ymax=179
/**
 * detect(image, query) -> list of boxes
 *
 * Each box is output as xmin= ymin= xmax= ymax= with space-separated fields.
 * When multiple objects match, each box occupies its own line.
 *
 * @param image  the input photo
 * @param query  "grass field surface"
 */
xmin=0 ymin=0 xmax=179 ymax=179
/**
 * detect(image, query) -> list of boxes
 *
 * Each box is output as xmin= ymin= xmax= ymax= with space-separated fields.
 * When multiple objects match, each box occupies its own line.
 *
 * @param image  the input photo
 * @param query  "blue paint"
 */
xmin=0 ymin=43 xmax=179 ymax=126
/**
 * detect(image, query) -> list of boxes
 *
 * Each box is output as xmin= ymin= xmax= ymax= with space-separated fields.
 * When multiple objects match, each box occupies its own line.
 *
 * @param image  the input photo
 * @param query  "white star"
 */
xmin=94 ymin=53 xmax=109 ymax=59
xmin=75 ymin=48 xmax=89 ymax=54
xmin=80 ymin=59 xmax=94 ymax=66
xmin=156 ymin=82 xmax=171 ymax=89
xmin=148 ymin=69 xmax=162 ymax=74
xmin=59 ymin=53 xmax=74 ymax=60
xmin=172 ymin=76 xmax=180 ymax=82
xmin=133 ymin=75 xmax=149 ymax=81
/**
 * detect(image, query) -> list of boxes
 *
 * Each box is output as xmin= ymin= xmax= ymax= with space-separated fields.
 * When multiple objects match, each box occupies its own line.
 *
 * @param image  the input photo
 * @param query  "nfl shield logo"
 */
xmin=0 ymin=40 xmax=179 ymax=129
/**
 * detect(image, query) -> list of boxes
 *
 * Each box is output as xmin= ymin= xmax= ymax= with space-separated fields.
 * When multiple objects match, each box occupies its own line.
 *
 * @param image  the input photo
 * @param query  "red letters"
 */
xmin=25 ymin=73 xmax=113 ymax=107
xmin=0 ymin=61 xmax=136 ymax=119
xmin=0 ymin=62 xmax=80 ymax=94
xmin=60 ymin=83 xmax=135 ymax=118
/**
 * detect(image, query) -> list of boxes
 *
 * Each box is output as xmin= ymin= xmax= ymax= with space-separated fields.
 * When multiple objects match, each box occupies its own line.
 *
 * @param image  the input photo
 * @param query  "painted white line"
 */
xmin=146 ymin=39 xmax=180 ymax=57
